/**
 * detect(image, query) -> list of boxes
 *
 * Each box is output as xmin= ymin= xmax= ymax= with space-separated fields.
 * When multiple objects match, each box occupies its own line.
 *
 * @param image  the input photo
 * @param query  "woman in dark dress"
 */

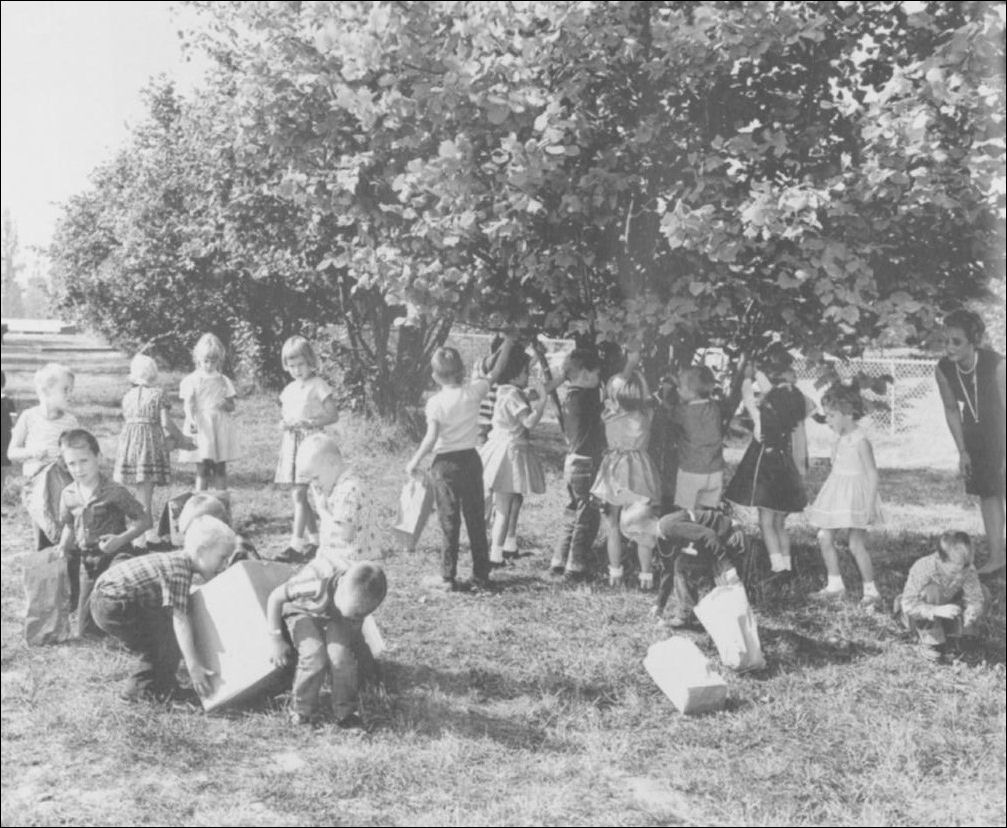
xmin=725 ymin=355 xmax=807 ymax=580
xmin=936 ymin=310 xmax=1006 ymax=575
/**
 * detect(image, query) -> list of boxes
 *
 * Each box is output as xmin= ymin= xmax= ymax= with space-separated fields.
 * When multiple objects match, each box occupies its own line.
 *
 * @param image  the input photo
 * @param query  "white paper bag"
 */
xmin=694 ymin=582 xmax=766 ymax=672
xmin=392 ymin=475 xmax=434 ymax=550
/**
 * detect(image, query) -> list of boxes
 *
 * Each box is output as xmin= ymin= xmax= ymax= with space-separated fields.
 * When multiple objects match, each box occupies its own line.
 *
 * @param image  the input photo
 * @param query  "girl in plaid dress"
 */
xmin=114 ymin=354 xmax=172 ymax=548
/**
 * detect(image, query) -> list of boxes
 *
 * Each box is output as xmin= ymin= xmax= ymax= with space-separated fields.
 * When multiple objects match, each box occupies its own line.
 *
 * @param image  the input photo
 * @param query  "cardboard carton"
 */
xmin=644 ymin=637 xmax=728 ymax=715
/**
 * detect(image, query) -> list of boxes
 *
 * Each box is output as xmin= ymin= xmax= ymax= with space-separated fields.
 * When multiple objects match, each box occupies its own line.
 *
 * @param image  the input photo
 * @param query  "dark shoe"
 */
xmin=336 ymin=712 xmax=366 ymax=731
xmin=550 ymin=565 xmax=565 ymax=577
xmin=275 ymin=546 xmax=307 ymax=564
xmin=120 ymin=681 xmax=181 ymax=703
xmin=762 ymin=569 xmax=793 ymax=587
xmin=301 ymin=543 xmax=319 ymax=560
xmin=146 ymin=539 xmax=174 ymax=552
xmin=488 ymin=560 xmax=508 ymax=570
xmin=468 ymin=576 xmax=498 ymax=593
xmin=502 ymin=550 xmax=520 ymax=561
xmin=563 ymin=570 xmax=589 ymax=584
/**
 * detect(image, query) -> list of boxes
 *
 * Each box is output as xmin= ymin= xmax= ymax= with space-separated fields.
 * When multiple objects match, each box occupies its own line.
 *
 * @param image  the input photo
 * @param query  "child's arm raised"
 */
xmin=615 ymin=348 xmax=642 ymax=382
xmin=266 ymin=583 xmax=294 ymax=668
xmin=518 ymin=389 xmax=550 ymax=430
xmin=172 ymin=609 xmax=216 ymax=697
xmin=485 ymin=336 xmax=518 ymax=386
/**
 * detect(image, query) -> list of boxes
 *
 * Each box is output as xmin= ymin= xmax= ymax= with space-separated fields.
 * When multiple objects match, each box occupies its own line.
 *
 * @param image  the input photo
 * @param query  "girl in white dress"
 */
xmin=180 ymin=333 xmax=239 ymax=491
xmin=274 ymin=336 xmax=339 ymax=561
xmin=805 ymin=382 xmax=884 ymax=607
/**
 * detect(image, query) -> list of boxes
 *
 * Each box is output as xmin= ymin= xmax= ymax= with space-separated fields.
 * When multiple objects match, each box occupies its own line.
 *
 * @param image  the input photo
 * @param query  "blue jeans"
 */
xmin=286 ymin=613 xmax=370 ymax=719
xmin=552 ymin=455 xmax=600 ymax=574
xmin=430 ymin=449 xmax=490 ymax=582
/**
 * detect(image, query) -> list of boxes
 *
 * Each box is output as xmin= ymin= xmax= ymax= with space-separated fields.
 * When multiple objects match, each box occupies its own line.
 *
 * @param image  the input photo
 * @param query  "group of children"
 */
xmin=1 ymin=326 xmax=993 ymax=718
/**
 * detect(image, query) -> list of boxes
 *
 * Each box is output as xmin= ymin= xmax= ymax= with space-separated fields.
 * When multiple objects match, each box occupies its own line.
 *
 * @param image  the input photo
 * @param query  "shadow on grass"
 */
xmin=756 ymin=626 xmax=879 ymax=677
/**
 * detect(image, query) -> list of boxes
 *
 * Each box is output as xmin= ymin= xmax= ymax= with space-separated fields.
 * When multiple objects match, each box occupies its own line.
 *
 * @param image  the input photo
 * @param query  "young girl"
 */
xmin=590 ymin=351 xmax=661 ymax=589
xmin=724 ymin=355 xmax=807 ymax=581
xmin=275 ymin=336 xmax=339 ymax=561
xmin=114 ymin=353 xmax=172 ymax=549
xmin=406 ymin=337 xmax=515 ymax=591
xmin=670 ymin=366 xmax=725 ymax=511
xmin=8 ymin=363 xmax=79 ymax=549
xmin=479 ymin=347 xmax=548 ymax=565
xmin=180 ymin=333 xmax=239 ymax=491
xmin=805 ymin=382 xmax=884 ymax=606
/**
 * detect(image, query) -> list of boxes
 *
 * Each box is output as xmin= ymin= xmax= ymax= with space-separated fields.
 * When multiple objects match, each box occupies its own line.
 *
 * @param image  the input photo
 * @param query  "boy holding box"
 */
xmin=90 ymin=515 xmax=236 ymax=701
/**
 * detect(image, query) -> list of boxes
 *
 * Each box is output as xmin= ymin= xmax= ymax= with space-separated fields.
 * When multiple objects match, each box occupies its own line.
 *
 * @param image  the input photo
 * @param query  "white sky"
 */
xmin=1 ymin=0 xmax=207 ymax=264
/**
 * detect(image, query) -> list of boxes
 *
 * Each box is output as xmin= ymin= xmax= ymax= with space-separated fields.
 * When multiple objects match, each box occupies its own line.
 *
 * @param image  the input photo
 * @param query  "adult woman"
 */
xmin=935 ymin=310 xmax=1006 ymax=575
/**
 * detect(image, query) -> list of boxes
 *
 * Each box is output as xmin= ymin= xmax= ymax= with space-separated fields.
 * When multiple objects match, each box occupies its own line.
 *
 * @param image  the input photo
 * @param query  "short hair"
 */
xmin=564 ymin=348 xmax=601 ymax=376
xmin=193 ymin=333 xmax=226 ymax=366
xmin=821 ymin=382 xmax=865 ymax=419
xmin=761 ymin=349 xmax=794 ymax=385
xmin=281 ymin=336 xmax=319 ymax=371
xmin=333 ymin=561 xmax=388 ymax=618
xmin=296 ymin=433 xmax=342 ymax=472
xmin=431 ymin=347 xmax=465 ymax=384
xmin=184 ymin=515 xmax=237 ymax=561
xmin=607 ymin=371 xmax=650 ymax=412
xmin=678 ymin=366 xmax=716 ymax=399
xmin=34 ymin=362 xmax=74 ymax=398
xmin=943 ymin=309 xmax=985 ymax=347
xmin=59 ymin=428 xmax=100 ymax=455
xmin=129 ymin=353 xmax=159 ymax=386
xmin=937 ymin=531 xmax=973 ymax=563
xmin=619 ymin=501 xmax=656 ymax=538
xmin=179 ymin=491 xmax=231 ymax=534
xmin=497 ymin=347 xmax=531 ymax=385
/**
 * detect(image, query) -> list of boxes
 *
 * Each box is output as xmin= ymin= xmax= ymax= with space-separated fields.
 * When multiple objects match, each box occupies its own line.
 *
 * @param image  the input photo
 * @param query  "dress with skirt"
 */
xmin=805 ymin=427 xmax=883 ymax=529
xmin=114 ymin=385 xmax=171 ymax=485
xmin=590 ymin=407 xmax=661 ymax=507
xmin=274 ymin=375 xmax=336 ymax=484
xmin=725 ymin=384 xmax=807 ymax=514
xmin=479 ymin=384 xmax=545 ymax=495
xmin=178 ymin=370 xmax=239 ymax=464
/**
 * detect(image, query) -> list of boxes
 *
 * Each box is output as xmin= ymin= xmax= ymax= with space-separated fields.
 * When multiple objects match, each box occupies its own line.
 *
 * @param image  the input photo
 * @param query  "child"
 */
xmin=90 ymin=515 xmax=236 ymax=701
xmin=671 ymin=366 xmax=726 ymax=511
xmin=805 ymin=382 xmax=884 ymax=606
xmin=474 ymin=334 xmax=505 ymax=445
xmin=274 ymin=336 xmax=340 ymax=561
xmin=267 ymin=558 xmax=387 ymax=727
xmin=724 ymin=355 xmax=807 ymax=582
xmin=620 ymin=502 xmax=744 ymax=627
xmin=178 ymin=490 xmax=259 ymax=564
xmin=893 ymin=531 xmax=988 ymax=659
xmin=296 ymin=433 xmax=379 ymax=564
xmin=590 ymin=350 xmax=661 ymax=589
xmin=114 ymin=353 xmax=172 ymax=550
xmin=551 ymin=348 xmax=606 ymax=581
xmin=56 ymin=429 xmax=152 ymax=636
xmin=180 ymin=333 xmax=239 ymax=491
xmin=7 ymin=363 xmax=79 ymax=549
xmin=1 ymin=370 xmax=13 ymax=498
xmin=480 ymin=347 xmax=549 ymax=565
xmin=406 ymin=337 xmax=516 ymax=591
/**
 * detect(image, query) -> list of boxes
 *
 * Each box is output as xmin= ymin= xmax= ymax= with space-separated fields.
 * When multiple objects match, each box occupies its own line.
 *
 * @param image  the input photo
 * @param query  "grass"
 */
xmin=1 ymin=365 xmax=1005 ymax=827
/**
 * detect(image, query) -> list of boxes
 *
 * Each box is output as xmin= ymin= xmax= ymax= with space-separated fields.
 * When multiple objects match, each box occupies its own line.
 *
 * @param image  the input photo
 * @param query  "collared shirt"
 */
xmin=59 ymin=474 xmax=146 ymax=550
xmin=317 ymin=468 xmax=378 ymax=563
xmin=901 ymin=552 xmax=986 ymax=624
xmin=282 ymin=557 xmax=344 ymax=618
xmin=94 ymin=551 xmax=197 ymax=613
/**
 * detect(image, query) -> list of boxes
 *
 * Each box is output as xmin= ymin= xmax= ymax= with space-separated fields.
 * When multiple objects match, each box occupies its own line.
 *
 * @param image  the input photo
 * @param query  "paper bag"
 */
xmin=23 ymin=547 xmax=73 ymax=646
xmin=644 ymin=637 xmax=727 ymax=715
xmin=694 ymin=582 xmax=766 ymax=672
xmin=392 ymin=475 xmax=434 ymax=550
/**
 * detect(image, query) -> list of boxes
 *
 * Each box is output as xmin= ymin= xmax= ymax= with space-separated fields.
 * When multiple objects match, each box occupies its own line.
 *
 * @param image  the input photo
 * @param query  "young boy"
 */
xmin=620 ymin=501 xmax=745 ymax=627
xmin=90 ymin=515 xmax=236 ymax=701
xmin=550 ymin=349 xmax=606 ymax=581
xmin=267 ymin=557 xmax=387 ymax=727
xmin=56 ymin=429 xmax=152 ymax=636
xmin=670 ymin=366 xmax=725 ymax=511
xmin=894 ymin=531 xmax=988 ymax=660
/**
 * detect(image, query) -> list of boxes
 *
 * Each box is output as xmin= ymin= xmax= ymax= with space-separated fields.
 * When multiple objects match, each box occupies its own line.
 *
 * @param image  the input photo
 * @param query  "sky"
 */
xmin=1 ymin=0 xmax=207 ymax=269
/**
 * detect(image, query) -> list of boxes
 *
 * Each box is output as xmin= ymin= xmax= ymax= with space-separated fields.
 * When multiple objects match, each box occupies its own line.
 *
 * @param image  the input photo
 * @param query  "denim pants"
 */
xmin=551 ymin=455 xmax=600 ymax=574
xmin=72 ymin=546 xmax=136 ymax=637
xmin=90 ymin=587 xmax=181 ymax=694
xmin=286 ymin=613 xmax=370 ymax=719
xmin=430 ymin=449 xmax=490 ymax=582
xmin=894 ymin=583 xmax=989 ymax=646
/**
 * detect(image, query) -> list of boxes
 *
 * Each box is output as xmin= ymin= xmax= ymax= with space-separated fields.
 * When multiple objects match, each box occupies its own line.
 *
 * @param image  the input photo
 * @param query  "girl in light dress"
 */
xmin=590 ymin=351 xmax=661 ymax=589
xmin=180 ymin=333 xmax=239 ymax=491
xmin=274 ymin=336 xmax=339 ymax=561
xmin=479 ymin=347 xmax=548 ymax=566
xmin=805 ymin=382 xmax=884 ymax=607
xmin=113 ymin=353 xmax=172 ymax=549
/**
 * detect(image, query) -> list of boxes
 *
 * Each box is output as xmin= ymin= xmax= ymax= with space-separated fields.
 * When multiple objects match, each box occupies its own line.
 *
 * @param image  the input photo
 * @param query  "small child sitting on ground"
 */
xmin=90 ymin=515 xmax=236 ymax=701
xmin=56 ymin=429 xmax=152 ymax=636
xmin=894 ymin=531 xmax=988 ymax=660
xmin=620 ymin=502 xmax=745 ymax=628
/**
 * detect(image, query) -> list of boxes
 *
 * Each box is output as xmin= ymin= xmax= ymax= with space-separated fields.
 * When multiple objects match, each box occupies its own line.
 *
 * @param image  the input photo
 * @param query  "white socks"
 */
xmin=862 ymin=581 xmax=879 ymax=599
xmin=770 ymin=554 xmax=792 ymax=572
xmin=826 ymin=575 xmax=845 ymax=592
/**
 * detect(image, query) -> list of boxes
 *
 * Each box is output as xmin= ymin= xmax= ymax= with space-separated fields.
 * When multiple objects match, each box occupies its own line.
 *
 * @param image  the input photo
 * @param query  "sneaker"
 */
xmin=301 ymin=543 xmax=319 ymax=560
xmin=916 ymin=643 xmax=942 ymax=662
xmin=667 ymin=612 xmax=690 ymax=629
xmin=859 ymin=593 xmax=881 ymax=610
xmin=468 ymin=576 xmax=498 ymax=593
xmin=810 ymin=587 xmax=846 ymax=601
xmin=638 ymin=573 xmax=654 ymax=591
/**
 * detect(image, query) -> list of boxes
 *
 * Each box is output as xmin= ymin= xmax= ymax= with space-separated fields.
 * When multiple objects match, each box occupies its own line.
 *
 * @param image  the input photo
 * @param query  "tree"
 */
xmin=1 ymin=210 xmax=25 ymax=318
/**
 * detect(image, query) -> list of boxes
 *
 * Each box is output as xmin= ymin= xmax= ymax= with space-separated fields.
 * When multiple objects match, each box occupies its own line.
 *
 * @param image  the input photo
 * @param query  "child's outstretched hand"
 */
xmin=931 ymin=604 xmax=962 ymax=620
xmin=269 ymin=635 xmax=293 ymax=668
xmin=189 ymin=663 xmax=216 ymax=698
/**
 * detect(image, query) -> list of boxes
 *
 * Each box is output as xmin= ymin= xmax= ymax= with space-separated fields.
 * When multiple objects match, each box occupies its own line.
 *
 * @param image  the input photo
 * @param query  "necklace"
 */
xmin=955 ymin=354 xmax=980 ymax=423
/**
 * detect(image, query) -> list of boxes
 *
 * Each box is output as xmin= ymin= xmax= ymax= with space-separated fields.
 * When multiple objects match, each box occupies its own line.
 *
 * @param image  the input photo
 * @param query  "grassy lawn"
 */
xmin=1 ymin=366 xmax=1005 ymax=827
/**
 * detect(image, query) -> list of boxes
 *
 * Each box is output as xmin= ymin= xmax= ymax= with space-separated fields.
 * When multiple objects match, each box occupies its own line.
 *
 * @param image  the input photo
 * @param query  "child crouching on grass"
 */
xmin=90 ymin=515 xmax=236 ymax=702
xmin=894 ymin=531 xmax=988 ymax=661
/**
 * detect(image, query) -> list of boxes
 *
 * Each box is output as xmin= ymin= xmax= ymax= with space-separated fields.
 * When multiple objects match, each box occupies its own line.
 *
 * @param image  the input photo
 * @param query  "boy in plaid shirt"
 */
xmin=90 ymin=515 xmax=236 ymax=702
